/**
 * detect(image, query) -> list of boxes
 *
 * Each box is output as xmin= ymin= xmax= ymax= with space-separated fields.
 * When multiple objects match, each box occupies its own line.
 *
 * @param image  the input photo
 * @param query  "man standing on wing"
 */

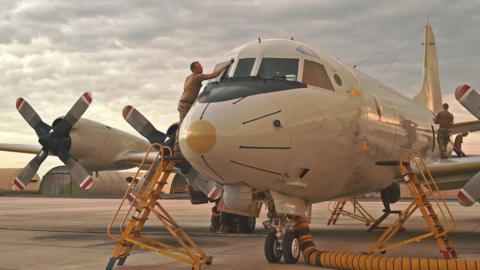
xmin=434 ymin=103 xmax=454 ymax=158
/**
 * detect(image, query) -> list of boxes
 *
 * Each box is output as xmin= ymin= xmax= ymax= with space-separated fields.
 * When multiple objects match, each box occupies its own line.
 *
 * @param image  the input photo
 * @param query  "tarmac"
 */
xmin=0 ymin=197 xmax=479 ymax=270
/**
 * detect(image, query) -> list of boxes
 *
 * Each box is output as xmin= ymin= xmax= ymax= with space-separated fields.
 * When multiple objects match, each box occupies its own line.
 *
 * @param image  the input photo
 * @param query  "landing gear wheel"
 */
xmin=219 ymin=213 xmax=237 ymax=233
xmin=264 ymin=231 xmax=282 ymax=263
xmin=237 ymin=216 xmax=256 ymax=234
xmin=282 ymin=232 xmax=300 ymax=264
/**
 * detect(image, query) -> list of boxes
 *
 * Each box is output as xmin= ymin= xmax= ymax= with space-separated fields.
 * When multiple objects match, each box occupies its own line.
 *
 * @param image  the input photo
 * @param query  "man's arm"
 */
xmin=204 ymin=59 xmax=234 ymax=80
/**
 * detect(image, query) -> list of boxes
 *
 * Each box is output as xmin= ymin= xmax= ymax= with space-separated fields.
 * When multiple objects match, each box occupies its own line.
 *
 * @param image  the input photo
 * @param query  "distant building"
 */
xmin=39 ymin=166 xmax=188 ymax=197
xmin=0 ymin=168 xmax=40 ymax=192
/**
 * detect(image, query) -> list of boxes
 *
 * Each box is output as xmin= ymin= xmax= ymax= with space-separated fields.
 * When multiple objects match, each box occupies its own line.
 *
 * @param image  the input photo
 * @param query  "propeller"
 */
xmin=122 ymin=105 xmax=168 ymax=145
xmin=122 ymin=105 xmax=223 ymax=201
xmin=13 ymin=92 xmax=94 ymax=191
xmin=458 ymin=171 xmax=480 ymax=207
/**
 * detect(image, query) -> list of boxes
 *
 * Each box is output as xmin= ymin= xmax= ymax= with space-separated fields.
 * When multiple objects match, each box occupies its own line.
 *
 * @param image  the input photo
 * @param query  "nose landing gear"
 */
xmin=263 ymin=214 xmax=300 ymax=264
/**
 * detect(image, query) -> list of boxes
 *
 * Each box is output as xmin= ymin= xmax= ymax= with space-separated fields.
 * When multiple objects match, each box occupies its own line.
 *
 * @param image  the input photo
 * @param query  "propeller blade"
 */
xmin=185 ymin=169 xmax=223 ymax=201
xmin=54 ymin=92 xmax=93 ymax=135
xmin=16 ymin=98 xmax=51 ymax=137
xmin=122 ymin=105 xmax=166 ymax=144
xmin=13 ymin=151 xmax=48 ymax=190
xmin=458 ymin=171 xmax=480 ymax=206
xmin=65 ymin=157 xmax=94 ymax=191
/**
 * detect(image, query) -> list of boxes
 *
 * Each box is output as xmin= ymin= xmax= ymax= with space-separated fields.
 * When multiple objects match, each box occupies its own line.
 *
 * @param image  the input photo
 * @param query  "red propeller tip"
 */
xmin=207 ymin=186 xmax=222 ymax=201
xmin=455 ymin=84 xmax=471 ymax=100
xmin=13 ymin=177 xmax=25 ymax=190
xmin=123 ymin=105 xmax=133 ymax=119
xmin=127 ymin=192 xmax=137 ymax=204
xmin=457 ymin=189 xmax=475 ymax=207
xmin=16 ymin=98 xmax=25 ymax=110
xmin=82 ymin=92 xmax=93 ymax=104
xmin=79 ymin=176 xmax=94 ymax=191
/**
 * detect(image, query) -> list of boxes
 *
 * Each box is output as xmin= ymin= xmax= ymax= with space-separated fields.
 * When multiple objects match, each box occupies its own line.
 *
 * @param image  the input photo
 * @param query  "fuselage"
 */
xmin=179 ymin=39 xmax=446 ymax=203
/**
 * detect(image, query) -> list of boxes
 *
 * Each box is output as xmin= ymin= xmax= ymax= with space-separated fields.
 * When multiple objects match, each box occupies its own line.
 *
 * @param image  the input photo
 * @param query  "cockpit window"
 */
xmin=258 ymin=58 xmax=298 ymax=81
xmin=233 ymin=58 xmax=255 ymax=77
xmin=208 ymin=61 xmax=233 ymax=84
xmin=302 ymin=60 xmax=334 ymax=91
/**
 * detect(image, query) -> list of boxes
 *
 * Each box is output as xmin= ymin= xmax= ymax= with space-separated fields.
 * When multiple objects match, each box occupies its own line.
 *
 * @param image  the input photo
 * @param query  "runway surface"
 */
xmin=0 ymin=197 xmax=479 ymax=270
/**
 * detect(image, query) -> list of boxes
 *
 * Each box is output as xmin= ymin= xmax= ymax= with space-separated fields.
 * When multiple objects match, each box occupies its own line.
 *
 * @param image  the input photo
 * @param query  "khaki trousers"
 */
xmin=437 ymin=129 xmax=450 ymax=158
xmin=175 ymin=101 xmax=193 ymax=152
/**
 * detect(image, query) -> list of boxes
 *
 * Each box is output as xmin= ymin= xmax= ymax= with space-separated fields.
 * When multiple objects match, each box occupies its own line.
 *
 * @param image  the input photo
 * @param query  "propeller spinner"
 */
xmin=13 ymin=92 xmax=94 ymax=191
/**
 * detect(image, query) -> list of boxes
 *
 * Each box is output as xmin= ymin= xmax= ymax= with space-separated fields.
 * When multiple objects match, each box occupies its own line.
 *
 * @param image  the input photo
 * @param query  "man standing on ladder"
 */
xmin=434 ymin=103 xmax=454 ymax=158
xmin=175 ymin=60 xmax=233 ymax=155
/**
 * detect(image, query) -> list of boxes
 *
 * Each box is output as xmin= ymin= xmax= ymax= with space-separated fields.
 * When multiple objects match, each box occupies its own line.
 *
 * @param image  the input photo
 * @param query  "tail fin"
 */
xmin=413 ymin=19 xmax=442 ymax=112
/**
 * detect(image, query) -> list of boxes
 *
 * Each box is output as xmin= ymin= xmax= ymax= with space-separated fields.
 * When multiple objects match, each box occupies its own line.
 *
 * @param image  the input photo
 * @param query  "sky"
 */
xmin=0 ymin=0 xmax=479 ymax=175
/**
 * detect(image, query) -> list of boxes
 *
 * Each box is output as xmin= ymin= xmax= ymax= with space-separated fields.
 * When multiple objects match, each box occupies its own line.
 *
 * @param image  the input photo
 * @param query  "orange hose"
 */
xmin=294 ymin=216 xmax=480 ymax=270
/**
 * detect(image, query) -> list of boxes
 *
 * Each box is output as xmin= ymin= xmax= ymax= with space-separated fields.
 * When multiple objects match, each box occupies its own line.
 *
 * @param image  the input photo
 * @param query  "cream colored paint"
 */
xmin=179 ymin=26 xmax=449 ymax=204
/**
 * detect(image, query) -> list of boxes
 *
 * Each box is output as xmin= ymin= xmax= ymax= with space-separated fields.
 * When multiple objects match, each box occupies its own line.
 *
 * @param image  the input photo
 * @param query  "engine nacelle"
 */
xmin=223 ymin=184 xmax=254 ymax=212
xmin=69 ymin=119 xmax=149 ymax=171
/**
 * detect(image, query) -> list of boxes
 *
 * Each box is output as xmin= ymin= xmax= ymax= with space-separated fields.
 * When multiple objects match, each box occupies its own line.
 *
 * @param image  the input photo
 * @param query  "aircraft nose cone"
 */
xmin=184 ymin=120 xmax=216 ymax=154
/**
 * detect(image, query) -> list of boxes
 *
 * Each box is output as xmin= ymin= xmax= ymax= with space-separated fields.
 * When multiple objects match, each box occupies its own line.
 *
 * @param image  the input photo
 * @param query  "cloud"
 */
xmin=0 ymin=0 xmax=479 ymax=175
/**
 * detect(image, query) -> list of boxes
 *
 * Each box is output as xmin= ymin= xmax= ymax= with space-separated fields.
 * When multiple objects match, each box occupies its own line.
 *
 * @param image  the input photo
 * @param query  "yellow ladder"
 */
xmin=106 ymin=144 xmax=212 ymax=270
xmin=327 ymin=197 xmax=375 ymax=226
xmin=369 ymin=149 xmax=457 ymax=259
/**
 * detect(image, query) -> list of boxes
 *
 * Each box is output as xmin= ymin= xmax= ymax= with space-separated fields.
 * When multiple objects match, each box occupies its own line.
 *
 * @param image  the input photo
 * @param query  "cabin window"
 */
xmin=233 ymin=58 xmax=255 ymax=77
xmin=302 ymin=60 xmax=334 ymax=91
xmin=258 ymin=58 xmax=298 ymax=81
xmin=208 ymin=61 xmax=233 ymax=84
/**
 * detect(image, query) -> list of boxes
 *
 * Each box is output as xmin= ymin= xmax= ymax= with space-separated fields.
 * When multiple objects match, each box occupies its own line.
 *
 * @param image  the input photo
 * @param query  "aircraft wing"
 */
xmin=114 ymin=150 xmax=160 ymax=166
xmin=450 ymin=120 xmax=480 ymax=134
xmin=422 ymin=156 xmax=480 ymax=206
xmin=0 ymin=143 xmax=42 ymax=154
xmin=424 ymin=156 xmax=480 ymax=190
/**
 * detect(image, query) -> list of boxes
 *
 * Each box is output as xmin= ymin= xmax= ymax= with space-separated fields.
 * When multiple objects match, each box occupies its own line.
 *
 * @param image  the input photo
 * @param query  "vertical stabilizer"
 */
xmin=413 ymin=19 xmax=442 ymax=112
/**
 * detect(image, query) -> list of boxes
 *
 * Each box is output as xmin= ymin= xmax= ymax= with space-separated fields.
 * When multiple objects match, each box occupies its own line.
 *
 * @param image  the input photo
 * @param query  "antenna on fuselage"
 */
xmin=258 ymin=37 xmax=261 ymax=44
xmin=290 ymin=37 xmax=294 ymax=40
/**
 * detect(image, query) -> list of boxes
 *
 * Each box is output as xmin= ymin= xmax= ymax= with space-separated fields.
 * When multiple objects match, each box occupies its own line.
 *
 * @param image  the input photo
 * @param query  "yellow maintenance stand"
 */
xmin=369 ymin=149 xmax=457 ymax=259
xmin=327 ymin=197 xmax=375 ymax=226
xmin=295 ymin=149 xmax=480 ymax=270
xmin=106 ymin=144 xmax=212 ymax=270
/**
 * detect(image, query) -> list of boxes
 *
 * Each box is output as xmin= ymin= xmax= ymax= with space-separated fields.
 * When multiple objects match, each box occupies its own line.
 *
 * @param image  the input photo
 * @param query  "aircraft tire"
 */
xmin=264 ymin=231 xmax=282 ymax=263
xmin=237 ymin=216 xmax=256 ymax=234
xmin=282 ymin=232 xmax=300 ymax=264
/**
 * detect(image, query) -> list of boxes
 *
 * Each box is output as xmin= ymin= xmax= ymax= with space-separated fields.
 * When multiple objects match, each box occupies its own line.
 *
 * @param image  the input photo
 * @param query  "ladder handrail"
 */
xmin=399 ymin=149 xmax=456 ymax=234
xmin=107 ymin=143 xmax=171 ymax=241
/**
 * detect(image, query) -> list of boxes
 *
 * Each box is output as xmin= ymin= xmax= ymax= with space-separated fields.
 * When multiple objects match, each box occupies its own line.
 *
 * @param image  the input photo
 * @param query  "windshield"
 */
xmin=233 ymin=58 xmax=255 ymax=77
xmin=258 ymin=58 xmax=298 ymax=81
xmin=208 ymin=61 xmax=232 ymax=84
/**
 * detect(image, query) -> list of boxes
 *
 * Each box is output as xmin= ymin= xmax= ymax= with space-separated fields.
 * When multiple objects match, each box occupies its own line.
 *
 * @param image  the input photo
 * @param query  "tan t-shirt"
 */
xmin=180 ymin=73 xmax=207 ymax=104
xmin=435 ymin=110 xmax=454 ymax=129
